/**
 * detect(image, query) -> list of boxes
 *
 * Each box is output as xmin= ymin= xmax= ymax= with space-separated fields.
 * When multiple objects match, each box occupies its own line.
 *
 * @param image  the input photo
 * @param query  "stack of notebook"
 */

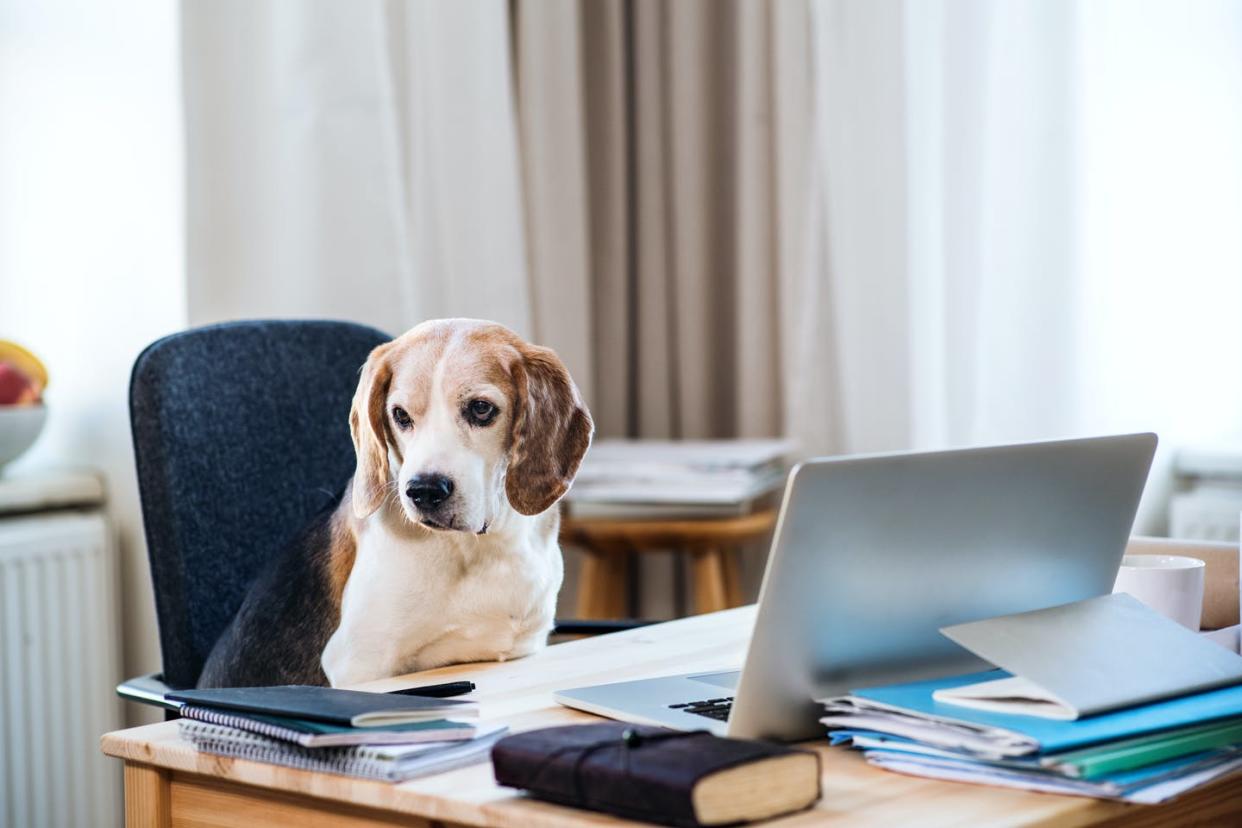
xmin=819 ymin=594 xmax=1242 ymax=803
xmin=168 ymin=685 xmax=506 ymax=782
xmin=565 ymin=439 xmax=792 ymax=519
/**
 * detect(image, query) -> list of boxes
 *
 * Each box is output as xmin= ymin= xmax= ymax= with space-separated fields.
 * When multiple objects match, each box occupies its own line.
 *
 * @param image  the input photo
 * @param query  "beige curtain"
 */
xmin=513 ymin=0 xmax=815 ymax=615
xmin=183 ymin=0 xmax=533 ymax=337
xmin=513 ymin=0 xmax=814 ymax=441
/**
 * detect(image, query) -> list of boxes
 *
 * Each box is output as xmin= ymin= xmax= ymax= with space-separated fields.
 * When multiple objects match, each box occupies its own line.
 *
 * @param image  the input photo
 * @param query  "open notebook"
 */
xmin=932 ymin=593 xmax=1242 ymax=720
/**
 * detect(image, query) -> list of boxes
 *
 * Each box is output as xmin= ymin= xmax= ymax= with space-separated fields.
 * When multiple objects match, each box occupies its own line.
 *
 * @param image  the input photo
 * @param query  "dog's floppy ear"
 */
xmin=505 ymin=345 xmax=593 ymax=516
xmin=349 ymin=342 xmax=395 ymax=520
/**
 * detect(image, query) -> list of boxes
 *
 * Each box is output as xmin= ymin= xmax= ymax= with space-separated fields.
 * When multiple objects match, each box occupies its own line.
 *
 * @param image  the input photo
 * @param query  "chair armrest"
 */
xmin=116 ymin=671 xmax=180 ymax=710
xmin=553 ymin=619 xmax=655 ymax=636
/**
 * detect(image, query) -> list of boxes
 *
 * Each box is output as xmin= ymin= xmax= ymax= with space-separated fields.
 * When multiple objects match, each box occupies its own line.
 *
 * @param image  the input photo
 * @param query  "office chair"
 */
xmin=117 ymin=319 xmax=641 ymax=707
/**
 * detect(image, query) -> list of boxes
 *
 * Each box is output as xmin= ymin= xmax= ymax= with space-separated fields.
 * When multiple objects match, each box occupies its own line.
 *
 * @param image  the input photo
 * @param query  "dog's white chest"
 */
xmin=321 ymin=520 xmax=562 ymax=687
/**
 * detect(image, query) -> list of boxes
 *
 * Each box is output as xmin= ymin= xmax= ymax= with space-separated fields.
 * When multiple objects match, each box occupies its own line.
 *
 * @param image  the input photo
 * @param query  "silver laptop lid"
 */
xmin=727 ymin=432 xmax=1157 ymax=740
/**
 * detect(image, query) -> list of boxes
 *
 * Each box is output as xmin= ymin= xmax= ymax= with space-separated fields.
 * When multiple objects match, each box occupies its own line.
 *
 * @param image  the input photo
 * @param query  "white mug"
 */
xmin=1112 ymin=554 xmax=1206 ymax=631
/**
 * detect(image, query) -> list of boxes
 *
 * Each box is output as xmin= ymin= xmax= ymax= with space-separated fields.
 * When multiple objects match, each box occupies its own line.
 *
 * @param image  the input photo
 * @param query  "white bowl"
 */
xmin=0 ymin=404 xmax=47 ymax=467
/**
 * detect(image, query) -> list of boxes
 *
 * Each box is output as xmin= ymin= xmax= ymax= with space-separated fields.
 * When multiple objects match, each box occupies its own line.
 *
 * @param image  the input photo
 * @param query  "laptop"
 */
xmin=554 ymin=433 xmax=1157 ymax=741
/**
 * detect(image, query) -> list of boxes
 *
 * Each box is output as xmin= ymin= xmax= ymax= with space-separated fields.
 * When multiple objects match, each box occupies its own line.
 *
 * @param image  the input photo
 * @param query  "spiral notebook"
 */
xmin=179 ymin=719 xmax=507 ymax=782
xmin=178 ymin=704 xmax=477 ymax=747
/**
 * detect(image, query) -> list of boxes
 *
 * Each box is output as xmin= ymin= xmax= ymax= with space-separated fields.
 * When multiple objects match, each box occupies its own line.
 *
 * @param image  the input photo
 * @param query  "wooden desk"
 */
xmin=102 ymin=607 xmax=1242 ymax=827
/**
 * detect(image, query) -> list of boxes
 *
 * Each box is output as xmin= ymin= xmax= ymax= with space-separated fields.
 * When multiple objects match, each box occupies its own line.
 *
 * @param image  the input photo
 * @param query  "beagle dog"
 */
xmin=198 ymin=319 xmax=593 ymax=688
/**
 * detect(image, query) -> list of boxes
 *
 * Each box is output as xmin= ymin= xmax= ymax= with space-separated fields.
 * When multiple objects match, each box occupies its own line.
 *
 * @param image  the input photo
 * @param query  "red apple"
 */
xmin=0 ymin=362 xmax=38 ymax=405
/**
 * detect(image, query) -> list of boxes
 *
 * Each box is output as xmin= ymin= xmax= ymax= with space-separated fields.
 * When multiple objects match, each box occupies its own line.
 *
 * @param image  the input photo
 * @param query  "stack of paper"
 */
xmin=566 ymin=439 xmax=793 ymax=519
xmin=819 ymin=595 xmax=1242 ymax=803
xmin=822 ymin=671 xmax=1242 ymax=803
xmin=168 ymin=684 xmax=502 ymax=782
xmin=179 ymin=719 xmax=507 ymax=782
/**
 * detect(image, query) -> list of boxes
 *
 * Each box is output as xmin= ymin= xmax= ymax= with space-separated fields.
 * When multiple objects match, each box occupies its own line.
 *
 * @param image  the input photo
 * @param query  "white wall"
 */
xmin=0 ymin=0 xmax=183 ymax=725
xmin=814 ymin=0 xmax=1242 ymax=535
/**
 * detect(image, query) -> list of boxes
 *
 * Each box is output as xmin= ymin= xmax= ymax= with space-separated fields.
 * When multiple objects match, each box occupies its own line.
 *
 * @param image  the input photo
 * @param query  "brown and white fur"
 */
xmin=197 ymin=319 xmax=592 ymax=688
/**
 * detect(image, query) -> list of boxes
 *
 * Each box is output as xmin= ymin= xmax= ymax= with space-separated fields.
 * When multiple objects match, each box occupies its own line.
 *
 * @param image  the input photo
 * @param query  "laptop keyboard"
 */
xmin=669 ymin=696 xmax=734 ymax=722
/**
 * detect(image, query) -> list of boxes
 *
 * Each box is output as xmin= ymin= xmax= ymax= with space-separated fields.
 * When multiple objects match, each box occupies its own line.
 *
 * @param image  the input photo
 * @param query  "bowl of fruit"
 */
xmin=0 ymin=340 xmax=49 ymax=467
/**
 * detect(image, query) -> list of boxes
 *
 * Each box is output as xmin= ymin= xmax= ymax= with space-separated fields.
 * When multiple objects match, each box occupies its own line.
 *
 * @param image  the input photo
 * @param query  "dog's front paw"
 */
xmin=322 ymin=653 xmax=393 ymax=688
xmin=503 ymin=629 xmax=549 ymax=662
xmin=321 ymin=630 xmax=401 ymax=688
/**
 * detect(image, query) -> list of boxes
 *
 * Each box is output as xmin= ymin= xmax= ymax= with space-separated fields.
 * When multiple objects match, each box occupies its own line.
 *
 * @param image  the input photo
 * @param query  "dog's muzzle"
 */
xmin=406 ymin=473 xmax=454 ymax=511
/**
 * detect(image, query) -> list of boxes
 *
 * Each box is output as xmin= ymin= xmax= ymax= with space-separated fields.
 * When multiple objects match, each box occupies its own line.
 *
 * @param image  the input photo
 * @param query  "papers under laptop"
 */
xmin=931 ymin=593 xmax=1242 ymax=721
xmin=820 ymin=594 xmax=1242 ymax=754
xmin=818 ymin=594 xmax=1242 ymax=803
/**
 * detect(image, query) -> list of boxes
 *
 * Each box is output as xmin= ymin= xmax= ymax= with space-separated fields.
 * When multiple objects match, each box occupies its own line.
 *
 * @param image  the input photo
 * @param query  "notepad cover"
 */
xmin=167 ymin=684 xmax=476 ymax=727
xmin=937 ymin=593 xmax=1242 ymax=719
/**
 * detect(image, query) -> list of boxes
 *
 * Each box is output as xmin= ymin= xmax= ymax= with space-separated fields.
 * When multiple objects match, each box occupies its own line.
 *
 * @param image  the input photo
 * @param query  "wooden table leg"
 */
xmin=576 ymin=546 xmax=630 ymax=618
xmin=576 ymin=549 xmax=607 ymax=618
xmin=124 ymin=762 xmax=171 ymax=828
xmin=721 ymin=548 xmax=744 ymax=608
xmin=691 ymin=548 xmax=729 ymax=614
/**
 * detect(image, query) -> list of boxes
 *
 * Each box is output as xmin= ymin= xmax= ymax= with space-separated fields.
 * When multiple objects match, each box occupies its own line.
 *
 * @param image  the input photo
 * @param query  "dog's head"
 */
xmin=348 ymin=319 xmax=593 ymax=533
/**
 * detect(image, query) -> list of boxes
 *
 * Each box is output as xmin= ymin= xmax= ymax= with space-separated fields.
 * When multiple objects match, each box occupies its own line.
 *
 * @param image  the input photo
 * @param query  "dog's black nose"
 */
xmin=406 ymin=474 xmax=454 ymax=509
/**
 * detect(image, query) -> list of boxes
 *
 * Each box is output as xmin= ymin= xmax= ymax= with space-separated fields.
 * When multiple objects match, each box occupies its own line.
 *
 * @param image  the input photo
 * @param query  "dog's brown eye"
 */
xmin=391 ymin=406 xmax=412 ymax=429
xmin=466 ymin=399 xmax=497 ymax=426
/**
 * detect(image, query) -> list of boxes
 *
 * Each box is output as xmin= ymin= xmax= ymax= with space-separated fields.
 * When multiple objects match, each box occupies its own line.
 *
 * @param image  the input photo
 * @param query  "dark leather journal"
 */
xmin=492 ymin=723 xmax=821 ymax=827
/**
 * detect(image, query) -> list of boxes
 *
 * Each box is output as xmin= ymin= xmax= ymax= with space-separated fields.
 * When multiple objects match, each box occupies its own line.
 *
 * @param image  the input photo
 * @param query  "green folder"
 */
xmin=1042 ymin=717 xmax=1242 ymax=780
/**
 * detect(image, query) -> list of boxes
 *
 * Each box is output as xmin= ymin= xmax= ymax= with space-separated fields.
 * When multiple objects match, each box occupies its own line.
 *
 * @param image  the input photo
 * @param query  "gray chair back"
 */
xmin=129 ymin=319 xmax=389 ymax=688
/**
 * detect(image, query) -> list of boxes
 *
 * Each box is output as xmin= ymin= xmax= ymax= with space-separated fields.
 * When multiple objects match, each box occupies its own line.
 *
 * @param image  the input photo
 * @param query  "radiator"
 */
xmin=0 ymin=511 xmax=121 ymax=828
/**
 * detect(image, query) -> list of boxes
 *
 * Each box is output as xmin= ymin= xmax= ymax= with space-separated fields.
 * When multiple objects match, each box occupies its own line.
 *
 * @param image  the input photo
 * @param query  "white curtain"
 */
xmin=182 ymin=0 xmax=532 ymax=336
xmin=181 ymin=0 xmax=1242 ymax=539
xmin=805 ymin=0 xmax=1242 ymax=530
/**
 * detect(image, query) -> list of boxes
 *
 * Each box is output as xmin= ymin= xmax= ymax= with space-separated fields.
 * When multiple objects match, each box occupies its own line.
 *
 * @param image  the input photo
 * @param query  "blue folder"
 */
xmin=852 ymin=669 xmax=1242 ymax=754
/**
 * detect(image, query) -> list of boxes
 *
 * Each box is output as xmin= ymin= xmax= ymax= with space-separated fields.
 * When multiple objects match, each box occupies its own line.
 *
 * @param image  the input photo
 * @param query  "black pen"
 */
xmin=387 ymin=680 xmax=476 ymax=698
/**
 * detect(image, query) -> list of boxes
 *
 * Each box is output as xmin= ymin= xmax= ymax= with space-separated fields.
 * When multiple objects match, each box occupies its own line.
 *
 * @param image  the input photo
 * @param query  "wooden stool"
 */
xmin=560 ymin=510 xmax=778 ymax=619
